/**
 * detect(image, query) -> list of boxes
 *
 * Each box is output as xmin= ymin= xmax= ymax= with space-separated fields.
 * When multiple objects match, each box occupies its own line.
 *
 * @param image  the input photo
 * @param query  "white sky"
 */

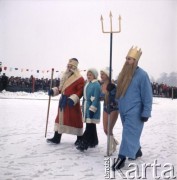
xmin=0 ymin=0 xmax=177 ymax=80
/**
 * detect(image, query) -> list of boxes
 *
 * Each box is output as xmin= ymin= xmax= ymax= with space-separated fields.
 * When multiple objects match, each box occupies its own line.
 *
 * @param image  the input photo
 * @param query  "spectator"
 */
xmin=1 ymin=73 xmax=8 ymax=91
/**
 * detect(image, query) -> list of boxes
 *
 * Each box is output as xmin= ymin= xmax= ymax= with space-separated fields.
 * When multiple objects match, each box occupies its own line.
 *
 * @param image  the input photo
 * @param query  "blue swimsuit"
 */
xmin=100 ymin=87 xmax=118 ymax=113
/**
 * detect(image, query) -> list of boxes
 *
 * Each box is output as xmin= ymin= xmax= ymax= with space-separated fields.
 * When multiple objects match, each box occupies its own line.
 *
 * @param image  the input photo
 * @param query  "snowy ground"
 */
xmin=0 ymin=91 xmax=177 ymax=180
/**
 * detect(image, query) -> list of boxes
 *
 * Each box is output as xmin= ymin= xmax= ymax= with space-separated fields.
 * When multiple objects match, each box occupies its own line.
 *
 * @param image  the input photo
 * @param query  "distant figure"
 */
xmin=1 ymin=73 xmax=8 ymax=91
xmin=109 ymin=46 xmax=153 ymax=170
xmin=30 ymin=75 xmax=35 ymax=93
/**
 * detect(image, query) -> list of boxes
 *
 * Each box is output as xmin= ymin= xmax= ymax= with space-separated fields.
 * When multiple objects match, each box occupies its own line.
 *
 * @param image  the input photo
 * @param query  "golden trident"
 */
xmin=101 ymin=12 xmax=121 ymax=33
xmin=100 ymin=12 xmax=121 ymax=157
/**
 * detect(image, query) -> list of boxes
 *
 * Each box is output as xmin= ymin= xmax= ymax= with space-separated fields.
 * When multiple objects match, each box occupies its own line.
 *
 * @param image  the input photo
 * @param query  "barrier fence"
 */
xmin=0 ymin=75 xmax=177 ymax=99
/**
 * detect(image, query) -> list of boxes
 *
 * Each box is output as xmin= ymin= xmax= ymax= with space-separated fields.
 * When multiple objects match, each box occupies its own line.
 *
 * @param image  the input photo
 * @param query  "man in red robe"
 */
xmin=47 ymin=58 xmax=85 ymax=145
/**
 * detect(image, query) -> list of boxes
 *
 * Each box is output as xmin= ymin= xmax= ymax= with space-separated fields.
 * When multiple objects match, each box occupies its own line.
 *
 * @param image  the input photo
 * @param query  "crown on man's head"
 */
xmin=127 ymin=46 xmax=142 ymax=61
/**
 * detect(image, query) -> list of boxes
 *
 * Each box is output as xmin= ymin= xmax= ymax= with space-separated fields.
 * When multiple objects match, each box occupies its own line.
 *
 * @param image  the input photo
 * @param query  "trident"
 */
xmin=101 ymin=12 xmax=121 ymax=156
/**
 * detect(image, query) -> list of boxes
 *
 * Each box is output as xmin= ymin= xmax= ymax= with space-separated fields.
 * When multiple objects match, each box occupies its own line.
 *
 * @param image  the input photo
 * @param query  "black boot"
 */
xmin=74 ymin=136 xmax=82 ymax=146
xmin=89 ymin=124 xmax=98 ymax=148
xmin=89 ymin=138 xmax=98 ymax=148
xmin=76 ymin=123 xmax=90 ymax=151
xmin=112 ymin=156 xmax=126 ymax=171
xmin=136 ymin=148 xmax=143 ymax=158
xmin=47 ymin=132 xmax=62 ymax=144
xmin=76 ymin=139 xmax=89 ymax=151
xmin=128 ymin=148 xmax=143 ymax=160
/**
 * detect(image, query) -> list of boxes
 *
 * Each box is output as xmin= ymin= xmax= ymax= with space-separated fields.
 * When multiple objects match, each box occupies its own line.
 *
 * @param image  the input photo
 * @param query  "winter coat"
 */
xmin=52 ymin=70 xmax=85 ymax=136
xmin=82 ymin=80 xmax=101 ymax=124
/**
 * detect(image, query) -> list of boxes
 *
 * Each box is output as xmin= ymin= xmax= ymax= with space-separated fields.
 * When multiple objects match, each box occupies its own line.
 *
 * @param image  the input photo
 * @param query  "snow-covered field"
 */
xmin=0 ymin=91 xmax=177 ymax=180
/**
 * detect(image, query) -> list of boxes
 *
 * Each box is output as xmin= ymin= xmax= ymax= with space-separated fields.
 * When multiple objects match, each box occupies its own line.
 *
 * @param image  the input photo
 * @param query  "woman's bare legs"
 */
xmin=103 ymin=110 xmax=118 ymax=135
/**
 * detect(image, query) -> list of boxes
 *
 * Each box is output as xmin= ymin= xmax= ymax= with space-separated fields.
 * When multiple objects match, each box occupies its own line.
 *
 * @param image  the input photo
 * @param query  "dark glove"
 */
xmin=107 ymin=83 xmax=116 ymax=92
xmin=141 ymin=117 xmax=149 ymax=122
xmin=89 ymin=110 xmax=94 ymax=118
xmin=68 ymin=98 xmax=74 ymax=107
xmin=48 ymin=89 xmax=54 ymax=96
xmin=100 ymin=93 xmax=105 ymax=101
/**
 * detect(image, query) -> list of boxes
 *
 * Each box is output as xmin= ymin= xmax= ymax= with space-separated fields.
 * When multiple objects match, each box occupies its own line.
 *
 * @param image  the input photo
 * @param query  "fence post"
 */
xmin=172 ymin=87 xmax=174 ymax=100
xmin=32 ymin=76 xmax=35 ymax=93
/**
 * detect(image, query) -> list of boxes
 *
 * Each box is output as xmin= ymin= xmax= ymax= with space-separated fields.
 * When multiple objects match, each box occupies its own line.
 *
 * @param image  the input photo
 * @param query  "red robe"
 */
xmin=52 ymin=71 xmax=84 ymax=136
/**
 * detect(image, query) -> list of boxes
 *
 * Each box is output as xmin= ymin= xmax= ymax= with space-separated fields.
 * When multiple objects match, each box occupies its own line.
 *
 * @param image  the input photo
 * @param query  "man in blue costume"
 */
xmin=110 ymin=46 xmax=153 ymax=170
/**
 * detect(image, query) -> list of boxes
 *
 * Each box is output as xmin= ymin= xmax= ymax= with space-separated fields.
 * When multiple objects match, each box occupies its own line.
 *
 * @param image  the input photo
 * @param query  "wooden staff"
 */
xmin=45 ymin=68 xmax=54 ymax=137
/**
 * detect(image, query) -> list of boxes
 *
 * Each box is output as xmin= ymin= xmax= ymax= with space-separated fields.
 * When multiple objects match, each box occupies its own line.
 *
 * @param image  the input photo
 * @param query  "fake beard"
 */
xmin=59 ymin=68 xmax=76 ymax=91
xmin=116 ymin=61 xmax=137 ymax=98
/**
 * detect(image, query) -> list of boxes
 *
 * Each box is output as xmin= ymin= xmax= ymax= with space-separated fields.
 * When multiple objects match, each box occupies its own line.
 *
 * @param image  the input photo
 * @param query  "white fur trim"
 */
xmin=54 ymin=123 xmax=59 ymax=132
xmin=90 ymin=96 xmax=95 ymax=102
xmin=91 ymin=79 xmax=98 ymax=83
xmin=89 ymin=105 xmax=97 ymax=112
xmin=83 ymin=82 xmax=89 ymax=99
xmin=61 ymin=70 xmax=82 ymax=93
xmin=69 ymin=94 xmax=79 ymax=105
xmin=54 ymin=123 xmax=83 ymax=136
xmin=84 ymin=119 xmax=100 ymax=124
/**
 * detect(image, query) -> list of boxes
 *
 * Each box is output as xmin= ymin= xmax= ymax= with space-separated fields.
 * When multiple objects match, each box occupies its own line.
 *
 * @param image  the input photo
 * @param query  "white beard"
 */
xmin=59 ymin=68 xmax=77 ymax=91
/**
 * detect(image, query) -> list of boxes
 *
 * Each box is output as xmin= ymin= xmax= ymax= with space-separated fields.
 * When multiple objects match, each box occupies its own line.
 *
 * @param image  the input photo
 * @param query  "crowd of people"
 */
xmin=0 ymin=73 xmax=176 ymax=99
xmin=0 ymin=74 xmax=60 ymax=93
xmin=151 ymin=82 xmax=177 ymax=98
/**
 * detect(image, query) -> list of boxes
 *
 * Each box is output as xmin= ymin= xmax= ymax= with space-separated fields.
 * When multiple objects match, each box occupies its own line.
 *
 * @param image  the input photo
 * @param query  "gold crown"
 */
xmin=127 ymin=46 xmax=142 ymax=61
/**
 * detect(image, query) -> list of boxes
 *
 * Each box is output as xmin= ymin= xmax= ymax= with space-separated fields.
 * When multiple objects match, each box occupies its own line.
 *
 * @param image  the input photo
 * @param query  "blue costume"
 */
xmin=101 ymin=87 xmax=118 ymax=114
xmin=82 ymin=80 xmax=101 ymax=123
xmin=117 ymin=67 xmax=152 ymax=159
xmin=76 ymin=77 xmax=101 ymax=151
